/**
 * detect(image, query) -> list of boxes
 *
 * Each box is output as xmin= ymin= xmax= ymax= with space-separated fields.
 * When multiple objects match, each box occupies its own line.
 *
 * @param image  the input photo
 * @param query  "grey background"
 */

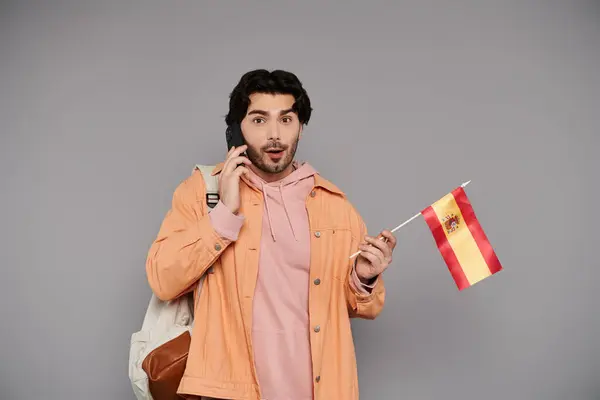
xmin=1 ymin=1 xmax=598 ymax=399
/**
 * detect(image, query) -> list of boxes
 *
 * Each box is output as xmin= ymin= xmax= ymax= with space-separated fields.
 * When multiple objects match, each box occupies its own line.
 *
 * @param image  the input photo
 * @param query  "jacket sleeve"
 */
xmin=145 ymin=172 xmax=240 ymax=301
xmin=344 ymin=208 xmax=386 ymax=320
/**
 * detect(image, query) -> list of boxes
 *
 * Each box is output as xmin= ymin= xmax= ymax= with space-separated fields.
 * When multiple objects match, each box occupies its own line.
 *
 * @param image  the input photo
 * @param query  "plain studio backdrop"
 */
xmin=1 ymin=1 xmax=599 ymax=399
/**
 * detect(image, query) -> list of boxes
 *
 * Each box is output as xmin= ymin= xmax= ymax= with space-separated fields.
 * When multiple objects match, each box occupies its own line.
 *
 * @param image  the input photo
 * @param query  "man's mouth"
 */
xmin=265 ymin=148 xmax=285 ymax=160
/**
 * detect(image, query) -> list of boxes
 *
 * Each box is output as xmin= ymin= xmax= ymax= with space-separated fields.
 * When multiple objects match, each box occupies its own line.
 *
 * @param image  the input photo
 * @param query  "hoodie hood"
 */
xmin=245 ymin=160 xmax=317 ymax=242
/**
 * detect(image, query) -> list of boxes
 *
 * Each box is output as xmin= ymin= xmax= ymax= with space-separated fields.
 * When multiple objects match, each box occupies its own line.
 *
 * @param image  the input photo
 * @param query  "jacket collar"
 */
xmin=210 ymin=162 xmax=345 ymax=196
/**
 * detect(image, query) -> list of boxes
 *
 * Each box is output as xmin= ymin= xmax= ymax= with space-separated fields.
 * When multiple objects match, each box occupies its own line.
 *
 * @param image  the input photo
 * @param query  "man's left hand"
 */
xmin=355 ymin=230 xmax=397 ymax=284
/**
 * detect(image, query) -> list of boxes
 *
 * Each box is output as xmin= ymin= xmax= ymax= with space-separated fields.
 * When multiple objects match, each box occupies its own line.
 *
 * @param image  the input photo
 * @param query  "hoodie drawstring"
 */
xmin=260 ymin=182 xmax=277 ymax=242
xmin=259 ymin=181 xmax=299 ymax=243
xmin=280 ymin=182 xmax=298 ymax=242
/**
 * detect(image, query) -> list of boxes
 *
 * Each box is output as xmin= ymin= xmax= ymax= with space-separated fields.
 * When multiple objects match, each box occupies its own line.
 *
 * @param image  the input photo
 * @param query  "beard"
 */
xmin=246 ymin=136 xmax=299 ymax=174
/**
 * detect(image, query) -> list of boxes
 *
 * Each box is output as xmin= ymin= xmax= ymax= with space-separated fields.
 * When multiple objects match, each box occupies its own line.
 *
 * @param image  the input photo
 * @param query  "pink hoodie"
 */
xmin=208 ymin=161 xmax=374 ymax=399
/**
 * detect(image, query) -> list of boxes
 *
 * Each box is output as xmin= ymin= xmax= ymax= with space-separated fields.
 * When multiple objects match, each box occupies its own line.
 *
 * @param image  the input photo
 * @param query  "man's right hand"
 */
xmin=219 ymin=145 xmax=252 ymax=214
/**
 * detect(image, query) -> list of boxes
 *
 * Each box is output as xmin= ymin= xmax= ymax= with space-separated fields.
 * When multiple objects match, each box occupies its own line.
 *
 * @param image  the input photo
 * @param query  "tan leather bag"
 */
xmin=141 ymin=320 xmax=192 ymax=400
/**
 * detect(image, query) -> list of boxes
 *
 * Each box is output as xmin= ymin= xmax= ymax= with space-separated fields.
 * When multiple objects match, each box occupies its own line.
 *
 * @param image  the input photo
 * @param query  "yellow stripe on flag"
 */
xmin=431 ymin=193 xmax=491 ymax=286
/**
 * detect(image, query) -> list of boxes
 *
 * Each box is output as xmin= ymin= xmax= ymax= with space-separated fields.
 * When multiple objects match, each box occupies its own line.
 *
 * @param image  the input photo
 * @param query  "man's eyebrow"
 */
xmin=247 ymin=108 xmax=295 ymax=116
xmin=278 ymin=108 xmax=295 ymax=115
xmin=247 ymin=109 xmax=268 ymax=116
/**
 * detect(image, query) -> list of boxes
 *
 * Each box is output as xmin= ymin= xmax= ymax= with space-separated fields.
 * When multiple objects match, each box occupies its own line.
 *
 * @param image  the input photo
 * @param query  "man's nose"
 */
xmin=266 ymin=120 xmax=281 ymax=140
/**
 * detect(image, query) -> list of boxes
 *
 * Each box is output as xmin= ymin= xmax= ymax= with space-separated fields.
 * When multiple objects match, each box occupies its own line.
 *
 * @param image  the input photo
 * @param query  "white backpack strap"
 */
xmin=191 ymin=164 xmax=219 ymax=309
xmin=193 ymin=164 xmax=219 ymax=209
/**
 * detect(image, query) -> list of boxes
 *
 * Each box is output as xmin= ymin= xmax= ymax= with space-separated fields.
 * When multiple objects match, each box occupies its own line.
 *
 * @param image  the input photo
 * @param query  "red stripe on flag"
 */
xmin=452 ymin=187 xmax=503 ymax=275
xmin=421 ymin=205 xmax=471 ymax=290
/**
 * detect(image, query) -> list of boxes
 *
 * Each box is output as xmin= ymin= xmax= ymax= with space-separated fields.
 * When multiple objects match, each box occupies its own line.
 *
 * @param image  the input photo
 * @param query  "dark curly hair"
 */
xmin=225 ymin=69 xmax=312 ymax=126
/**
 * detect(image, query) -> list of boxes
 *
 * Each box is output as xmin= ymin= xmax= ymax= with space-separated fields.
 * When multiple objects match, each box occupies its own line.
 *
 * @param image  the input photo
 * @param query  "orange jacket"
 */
xmin=146 ymin=163 xmax=386 ymax=399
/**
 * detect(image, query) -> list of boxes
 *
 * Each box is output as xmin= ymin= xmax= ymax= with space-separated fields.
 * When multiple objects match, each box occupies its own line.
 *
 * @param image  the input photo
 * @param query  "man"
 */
xmin=146 ymin=69 xmax=397 ymax=400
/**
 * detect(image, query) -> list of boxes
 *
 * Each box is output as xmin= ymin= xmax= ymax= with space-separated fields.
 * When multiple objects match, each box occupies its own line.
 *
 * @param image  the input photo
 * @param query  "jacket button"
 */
xmin=314 ymin=231 xmax=321 ymax=238
xmin=214 ymin=243 xmax=222 ymax=251
xmin=314 ymin=325 xmax=320 ymax=333
xmin=310 ymin=190 xmax=316 ymax=197
xmin=314 ymin=278 xmax=321 ymax=285
xmin=315 ymin=376 xmax=321 ymax=383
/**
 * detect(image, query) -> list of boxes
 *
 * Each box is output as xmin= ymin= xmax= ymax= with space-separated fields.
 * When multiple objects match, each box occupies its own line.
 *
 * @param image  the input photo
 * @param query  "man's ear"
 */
xmin=298 ymin=125 xmax=303 ymax=139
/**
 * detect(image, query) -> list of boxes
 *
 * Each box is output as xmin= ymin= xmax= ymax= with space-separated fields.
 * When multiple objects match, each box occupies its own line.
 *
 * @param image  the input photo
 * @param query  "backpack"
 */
xmin=128 ymin=164 xmax=219 ymax=400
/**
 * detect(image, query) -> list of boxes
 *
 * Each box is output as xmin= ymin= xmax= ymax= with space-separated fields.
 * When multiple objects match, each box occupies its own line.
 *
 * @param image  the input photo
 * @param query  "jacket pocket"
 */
xmin=316 ymin=227 xmax=353 ymax=282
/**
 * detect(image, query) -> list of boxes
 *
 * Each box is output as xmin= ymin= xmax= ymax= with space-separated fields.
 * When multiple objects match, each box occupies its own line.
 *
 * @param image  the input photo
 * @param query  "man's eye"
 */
xmin=253 ymin=118 xmax=265 ymax=124
xmin=282 ymin=116 xmax=292 ymax=123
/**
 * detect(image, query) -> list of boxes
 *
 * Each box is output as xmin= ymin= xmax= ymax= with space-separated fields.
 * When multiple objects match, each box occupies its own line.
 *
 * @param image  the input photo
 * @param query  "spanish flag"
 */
xmin=421 ymin=186 xmax=502 ymax=290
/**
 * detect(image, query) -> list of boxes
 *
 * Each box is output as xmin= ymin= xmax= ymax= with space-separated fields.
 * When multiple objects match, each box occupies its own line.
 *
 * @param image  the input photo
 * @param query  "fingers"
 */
xmin=361 ymin=230 xmax=397 ymax=266
xmin=223 ymin=145 xmax=249 ymax=175
xmin=365 ymin=235 xmax=387 ymax=251
xmin=364 ymin=235 xmax=391 ymax=259
xmin=379 ymin=229 xmax=397 ymax=250
xmin=223 ymin=145 xmax=244 ymax=170
xmin=223 ymin=156 xmax=252 ymax=175
xmin=223 ymin=155 xmax=251 ymax=177
xmin=226 ymin=145 xmax=235 ymax=157
xmin=233 ymin=166 xmax=250 ymax=180
xmin=228 ymin=144 xmax=246 ymax=157
xmin=358 ymin=249 xmax=379 ymax=266
xmin=359 ymin=241 xmax=385 ymax=265
xmin=223 ymin=145 xmax=238 ymax=168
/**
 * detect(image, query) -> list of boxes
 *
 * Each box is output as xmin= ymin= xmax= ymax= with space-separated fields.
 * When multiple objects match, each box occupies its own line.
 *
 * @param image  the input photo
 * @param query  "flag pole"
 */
xmin=348 ymin=180 xmax=472 ymax=259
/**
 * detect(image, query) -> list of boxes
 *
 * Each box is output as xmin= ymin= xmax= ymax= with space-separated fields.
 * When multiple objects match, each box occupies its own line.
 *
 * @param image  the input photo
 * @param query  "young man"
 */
xmin=146 ymin=69 xmax=397 ymax=400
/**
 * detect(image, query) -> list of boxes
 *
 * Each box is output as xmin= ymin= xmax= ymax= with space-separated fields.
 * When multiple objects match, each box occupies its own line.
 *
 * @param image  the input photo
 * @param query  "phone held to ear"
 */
xmin=226 ymin=123 xmax=246 ymax=156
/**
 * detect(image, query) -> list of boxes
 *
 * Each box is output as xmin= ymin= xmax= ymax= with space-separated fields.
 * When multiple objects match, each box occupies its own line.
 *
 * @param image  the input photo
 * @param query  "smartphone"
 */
xmin=226 ymin=123 xmax=246 ymax=155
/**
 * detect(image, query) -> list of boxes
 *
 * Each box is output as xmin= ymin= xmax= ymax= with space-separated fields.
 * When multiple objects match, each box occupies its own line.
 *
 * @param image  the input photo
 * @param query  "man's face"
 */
xmin=240 ymin=92 xmax=302 ymax=175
